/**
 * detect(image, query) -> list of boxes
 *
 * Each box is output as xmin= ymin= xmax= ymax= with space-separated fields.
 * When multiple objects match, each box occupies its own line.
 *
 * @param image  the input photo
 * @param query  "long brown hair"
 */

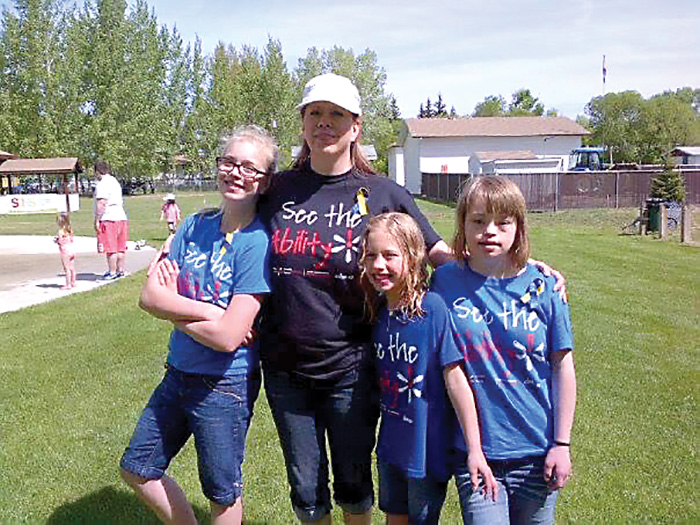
xmin=292 ymin=110 xmax=376 ymax=174
xmin=453 ymin=176 xmax=530 ymax=270
xmin=360 ymin=212 xmax=429 ymax=322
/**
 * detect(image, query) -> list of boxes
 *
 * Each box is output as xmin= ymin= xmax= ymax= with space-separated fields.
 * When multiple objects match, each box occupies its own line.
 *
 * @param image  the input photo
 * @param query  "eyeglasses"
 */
xmin=216 ymin=156 xmax=267 ymax=180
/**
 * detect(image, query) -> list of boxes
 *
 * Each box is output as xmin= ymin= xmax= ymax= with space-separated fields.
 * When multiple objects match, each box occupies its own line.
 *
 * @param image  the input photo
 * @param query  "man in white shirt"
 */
xmin=93 ymin=161 xmax=129 ymax=279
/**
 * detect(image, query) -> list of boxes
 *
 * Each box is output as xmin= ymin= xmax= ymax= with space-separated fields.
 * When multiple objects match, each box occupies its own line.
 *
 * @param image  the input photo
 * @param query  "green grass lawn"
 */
xmin=0 ymin=193 xmax=698 ymax=523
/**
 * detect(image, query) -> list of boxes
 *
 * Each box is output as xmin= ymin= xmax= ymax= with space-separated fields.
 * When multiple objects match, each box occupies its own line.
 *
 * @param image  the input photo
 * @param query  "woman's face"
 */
xmin=217 ymin=140 xmax=269 ymax=201
xmin=302 ymin=101 xmax=360 ymax=159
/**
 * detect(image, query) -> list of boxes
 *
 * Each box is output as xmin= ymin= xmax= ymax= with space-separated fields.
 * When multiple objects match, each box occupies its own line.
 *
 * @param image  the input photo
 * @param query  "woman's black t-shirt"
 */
xmin=258 ymin=163 xmax=442 ymax=381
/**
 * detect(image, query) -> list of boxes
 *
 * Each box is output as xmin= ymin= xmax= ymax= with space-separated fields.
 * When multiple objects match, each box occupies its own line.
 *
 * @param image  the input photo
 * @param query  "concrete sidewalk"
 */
xmin=0 ymin=235 xmax=157 ymax=314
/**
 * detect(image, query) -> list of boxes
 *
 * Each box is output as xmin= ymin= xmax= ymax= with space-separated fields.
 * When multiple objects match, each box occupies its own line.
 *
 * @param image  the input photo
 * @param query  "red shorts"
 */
xmin=97 ymin=220 xmax=129 ymax=254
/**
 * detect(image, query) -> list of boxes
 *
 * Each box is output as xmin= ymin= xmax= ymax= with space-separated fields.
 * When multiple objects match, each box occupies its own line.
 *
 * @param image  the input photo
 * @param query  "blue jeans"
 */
xmin=454 ymin=455 xmax=558 ymax=524
xmin=120 ymin=366 xmax=260 ymax=506
xmin=378 ymin=460 xmax=448 ymax=524
xmin=263 ymin=367 xmax=378 ymax=521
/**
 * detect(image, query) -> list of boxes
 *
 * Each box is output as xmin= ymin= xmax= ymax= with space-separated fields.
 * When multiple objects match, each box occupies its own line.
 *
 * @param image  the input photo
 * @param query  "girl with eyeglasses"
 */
xmin=120 ymin=125 xmax=277 ymax=525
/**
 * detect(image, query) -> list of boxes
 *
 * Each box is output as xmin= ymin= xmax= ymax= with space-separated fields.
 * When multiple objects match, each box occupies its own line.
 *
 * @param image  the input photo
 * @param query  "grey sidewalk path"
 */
xmin=0 ymin=235 xmax=157 ymax=314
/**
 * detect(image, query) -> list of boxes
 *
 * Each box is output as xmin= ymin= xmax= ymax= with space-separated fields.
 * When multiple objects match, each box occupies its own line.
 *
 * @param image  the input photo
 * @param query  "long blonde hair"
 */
xmin=360 ymin=212 xmax=429 ymax=322
xmin=453 ymin=176 xmax=530 ymax=270
xmin=56 ymin=212 xmax=72 ymax=236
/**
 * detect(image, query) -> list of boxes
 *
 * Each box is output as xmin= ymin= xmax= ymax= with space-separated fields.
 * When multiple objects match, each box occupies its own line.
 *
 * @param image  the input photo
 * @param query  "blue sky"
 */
xmin=4 ymin=0 xmax=700 ymax=118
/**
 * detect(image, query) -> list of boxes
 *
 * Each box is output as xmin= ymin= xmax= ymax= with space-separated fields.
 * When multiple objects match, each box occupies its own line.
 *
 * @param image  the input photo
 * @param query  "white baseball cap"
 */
xmin=296 ymin=73 xmax=362 ymax=116
xmin=163 ymin=193 xmax=175 ymax=201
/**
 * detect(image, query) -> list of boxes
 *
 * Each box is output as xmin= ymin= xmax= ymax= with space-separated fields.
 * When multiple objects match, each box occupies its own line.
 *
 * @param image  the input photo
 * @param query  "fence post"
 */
xmin=554 ymin=172 xmax=559 ymax=212
xmin=681 ymin=204 xmax=693 ymax=243
xmin=639 ymin=200 xmax=646 ymax=235
xmin=659 ymin=203 xmax=668 ymax=239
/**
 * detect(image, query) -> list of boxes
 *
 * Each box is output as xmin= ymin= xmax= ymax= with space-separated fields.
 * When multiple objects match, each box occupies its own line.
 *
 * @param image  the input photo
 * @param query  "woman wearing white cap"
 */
xmin=258 ymin=73 xmax=453 ymax=524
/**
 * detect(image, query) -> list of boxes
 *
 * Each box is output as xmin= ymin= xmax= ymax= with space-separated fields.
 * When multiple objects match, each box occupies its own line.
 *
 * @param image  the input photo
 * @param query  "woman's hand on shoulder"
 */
xmin=529 ymin=258 xmax=567 ymax=301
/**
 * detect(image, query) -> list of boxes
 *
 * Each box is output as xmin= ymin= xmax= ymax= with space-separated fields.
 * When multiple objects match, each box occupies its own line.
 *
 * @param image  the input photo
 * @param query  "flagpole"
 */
xmin=602 ymin=54 xmax=607 ymax=95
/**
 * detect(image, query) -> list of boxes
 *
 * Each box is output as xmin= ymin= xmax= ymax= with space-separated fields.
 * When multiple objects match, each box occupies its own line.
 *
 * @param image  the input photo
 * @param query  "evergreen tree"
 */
xmin=434 ymin=93 xmax=447 ymax=117
xmin=650 ymin=166 xmax=686 ymax=203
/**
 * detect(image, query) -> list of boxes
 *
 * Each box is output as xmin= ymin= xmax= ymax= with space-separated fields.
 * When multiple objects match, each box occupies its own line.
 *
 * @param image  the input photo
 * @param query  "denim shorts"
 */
xmin=377 ymin=460 xmax=448 ymax=524
xmin=119 ymin=366 xmax=260 ymax=506
xmin=263 ymin=367 xmax=379 ymax=521
xmin=453 ymin=453 xmax=558 ymax=524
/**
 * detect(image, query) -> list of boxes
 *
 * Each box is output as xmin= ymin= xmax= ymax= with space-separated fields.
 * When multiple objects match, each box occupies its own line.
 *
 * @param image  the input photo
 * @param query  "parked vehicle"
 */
xmin=123 ymin=177 xmax=155 ymax=195
xmin=569 ymin=147 xmax=609 ymax=171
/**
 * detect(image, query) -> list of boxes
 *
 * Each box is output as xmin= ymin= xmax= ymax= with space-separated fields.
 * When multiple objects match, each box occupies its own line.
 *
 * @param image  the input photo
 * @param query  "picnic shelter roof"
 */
xmin=0 ymin=157 xmax=82 ymax=175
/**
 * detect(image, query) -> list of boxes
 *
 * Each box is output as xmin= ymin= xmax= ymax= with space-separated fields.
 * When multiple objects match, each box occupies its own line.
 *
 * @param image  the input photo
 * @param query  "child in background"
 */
xmin=431 ymin=176 xmax=576 ymax=524
xmin=55 ymin=212 xmax=76 ymax=290
xmin=360 ymin=212 xmax=497 ymax=524
xmin=160 ymin=193 xmax=181 ymax=234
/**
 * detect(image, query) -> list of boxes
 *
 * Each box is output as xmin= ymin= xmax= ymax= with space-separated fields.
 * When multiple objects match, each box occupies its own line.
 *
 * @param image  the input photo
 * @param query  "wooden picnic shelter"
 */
xmin=0 ymin=157 xmax=83 ymax=212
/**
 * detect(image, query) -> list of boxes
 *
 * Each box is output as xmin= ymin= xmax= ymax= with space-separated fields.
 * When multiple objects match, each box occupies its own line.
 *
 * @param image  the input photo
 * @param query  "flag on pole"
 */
xmin=602 ymin=55 xmax=607 ymax=85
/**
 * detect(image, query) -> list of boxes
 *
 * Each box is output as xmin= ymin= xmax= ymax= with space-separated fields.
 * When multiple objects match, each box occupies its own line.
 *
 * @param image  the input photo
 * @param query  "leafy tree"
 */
xmin=3 ymin=0 xmax=63 ymax=157
xmin=643 ymin=90 xmax=700 ymax=163
xmin=585 ymin=89 xmax=699 ymax=164
xmin=508 ymin=89 xmax=544 ymax=116
xmin=472 ymin=95 xmax=506 ymax=117
xmin=585 ymin=91 xmax=647 ymax=163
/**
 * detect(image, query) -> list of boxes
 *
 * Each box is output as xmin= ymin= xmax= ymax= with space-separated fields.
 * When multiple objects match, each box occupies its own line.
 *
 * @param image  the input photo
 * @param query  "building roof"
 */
xmin=671 ymin=146 xmax=700 ymax=156
xmin=0 ymin=150 xmax=17 ymax=161
xmin=0 ymin=157 xmax=82 ymax=175
xmin=405 ymin=116 xmax=590 ymax=138
xmin=475 ymin=150 xmax=538 ymax=162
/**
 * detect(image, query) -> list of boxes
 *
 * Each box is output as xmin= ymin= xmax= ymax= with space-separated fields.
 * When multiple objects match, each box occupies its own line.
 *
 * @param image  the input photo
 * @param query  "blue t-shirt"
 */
xmin=431 ymin=262 xmax=573 ymax=460
xmin=373 ymin=291 xmax=463 ymax=481
xmin=166 ymin=210 xmax=271 ymax=376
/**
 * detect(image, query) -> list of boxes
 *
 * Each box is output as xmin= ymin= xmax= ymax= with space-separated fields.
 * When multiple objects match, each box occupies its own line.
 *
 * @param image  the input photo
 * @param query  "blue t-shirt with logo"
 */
xmin=373 ymin=291 xmax=463 ymax=481
xmin=431 ymin=262 xmax=573 ymax=460
xmin=166 ymin=210 xmax=271 ymax=376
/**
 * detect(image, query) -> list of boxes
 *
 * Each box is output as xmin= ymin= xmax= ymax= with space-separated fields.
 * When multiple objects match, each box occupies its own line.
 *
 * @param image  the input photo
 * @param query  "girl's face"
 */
xmin=464 ymin=197 xmax=517 ymax=267
xmin=217 ymin=140 xmax=268 ymax=201
xmin=363 ymin=228 xmax=406 ymax=308
xmin=302 ymin=101 xmax=360 ymax=158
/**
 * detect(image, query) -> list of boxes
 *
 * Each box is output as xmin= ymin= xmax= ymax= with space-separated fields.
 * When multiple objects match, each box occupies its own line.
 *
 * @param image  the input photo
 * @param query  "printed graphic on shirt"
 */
xmin=375 ymin=329 xmax=426 ymax=425
xmin=270 ymin=199 xmax=365 ymax=281
xmin=177 ymin=241 xmax=233 ymax=308
xmin=450 ymin=286 xmax=549 ymax=390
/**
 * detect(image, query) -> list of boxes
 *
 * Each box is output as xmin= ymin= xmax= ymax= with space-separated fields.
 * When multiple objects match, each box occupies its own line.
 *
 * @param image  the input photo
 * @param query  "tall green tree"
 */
xmin=583 ymin=90 xmax=700 ymax=163
xmin=508 ymin=89 xmax=544 ymax=116
xmin=643 ymin=90 xmax=700 ymax=163
xmin=434 ymin=93 xmax=447 ymax=117
xmin=472 ymin=95 xmax=506 ymax=117
xmin=3 ymin=0 xmax=62 ymax=157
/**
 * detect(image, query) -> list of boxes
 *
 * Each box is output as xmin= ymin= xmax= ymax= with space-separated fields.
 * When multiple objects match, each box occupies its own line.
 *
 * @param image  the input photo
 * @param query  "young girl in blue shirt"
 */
xmin=431 ymin=176 xmax=576 ymax=524
xmin=360 ymin=212 xmax=498 ymax=524
xmin=119 ymin=125 xmax=277 ymax=525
